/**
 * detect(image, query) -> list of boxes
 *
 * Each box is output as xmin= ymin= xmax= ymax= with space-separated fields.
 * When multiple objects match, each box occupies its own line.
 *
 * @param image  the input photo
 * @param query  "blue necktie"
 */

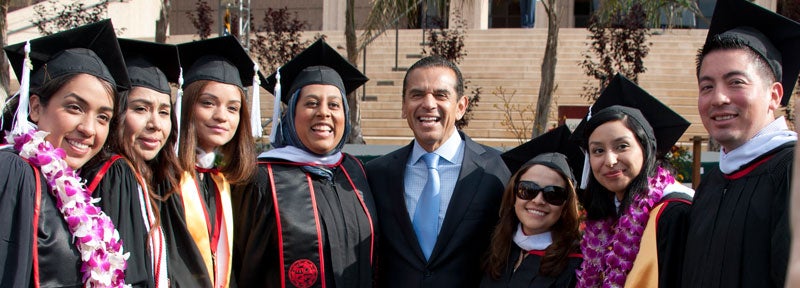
xmin=413 ymin=153 xmax=440 ymax=260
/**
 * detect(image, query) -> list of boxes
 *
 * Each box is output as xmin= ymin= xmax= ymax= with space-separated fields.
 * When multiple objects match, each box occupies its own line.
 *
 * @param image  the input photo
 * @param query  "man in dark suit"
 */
xmin=366 ymin=56 xmax=510 ymax=287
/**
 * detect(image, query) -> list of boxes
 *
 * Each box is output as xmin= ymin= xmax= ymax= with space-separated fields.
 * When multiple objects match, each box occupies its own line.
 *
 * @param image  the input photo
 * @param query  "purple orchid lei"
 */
xmin=576 ymin=167 xmax=674 ymax=288
xmin=9 ymin=130 xmax=129 ymax=287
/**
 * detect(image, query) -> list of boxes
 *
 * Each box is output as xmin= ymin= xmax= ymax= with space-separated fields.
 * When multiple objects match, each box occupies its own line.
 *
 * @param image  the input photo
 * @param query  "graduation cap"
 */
xmin=118 ymin=38 xmax=180 ymax=94
xmin=262 ymin=39 xmax=369 ymax=104
xmin=571 ymin=74 xmax=690 ymax=189
xmin=3 ymin=19 xmax=129 ymax=138
xmin=4 ymin=19 xmax=130 ymax=92
xmin=262 ymin=39 xmax=369 ymax=144
xmin=571 ymin=74 xmax=690 ymax=158
xmin=177 ymin=36 xmax=258 ymax=88
xmin=177 ymin=36 xmax=264 ymax=138
xmin=704 ymin=0 xmax=800 ymax=106
xmin=501 ymin=125 xmax=583 ymax=183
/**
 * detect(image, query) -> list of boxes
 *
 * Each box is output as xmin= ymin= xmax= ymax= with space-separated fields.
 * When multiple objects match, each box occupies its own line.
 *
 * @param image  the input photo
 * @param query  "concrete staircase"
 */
xmin=291 ymin=28 xmax=708 ymax=149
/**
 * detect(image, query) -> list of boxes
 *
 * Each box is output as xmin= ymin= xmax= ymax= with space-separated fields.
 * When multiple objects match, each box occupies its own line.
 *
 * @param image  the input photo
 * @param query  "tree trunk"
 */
xmin=533 ymin=0 xmax=559 ymax=138
xmin=345 ymin=0 xmax=365 ymax=144
xmin=0 ymin=0 xmax=10 ymax=103
xmin=155 ymin=0 xmax=169 ymax=43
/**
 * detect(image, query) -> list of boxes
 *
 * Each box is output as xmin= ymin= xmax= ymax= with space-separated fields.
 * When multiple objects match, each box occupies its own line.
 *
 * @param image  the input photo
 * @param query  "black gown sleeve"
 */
xmin=771 ymin=160 xmax=791 ymax=286
xmin=0 ymin=151 xmax=39 ymax=287
xmin=82 ymin=158 xmax=153 ymax=288
xmin=656 ymin=196 xmax=692 ymax=288
xmin=231 ymin=165 xmax=278 ymax=287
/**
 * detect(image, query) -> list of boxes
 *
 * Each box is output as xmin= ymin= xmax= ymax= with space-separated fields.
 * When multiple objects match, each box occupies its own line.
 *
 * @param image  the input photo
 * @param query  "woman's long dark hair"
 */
xmin=178 ymin=80 xmax=255 ymax=184
xmin=580 ymin=110 xmax=657 ymax=220
xmin=1 ymin=73 xmax=116 ymax=170
xmin=484 ymin=163 xmax=582 ymax=279
xmin=106 ymin=87 xmax=183 ymax=233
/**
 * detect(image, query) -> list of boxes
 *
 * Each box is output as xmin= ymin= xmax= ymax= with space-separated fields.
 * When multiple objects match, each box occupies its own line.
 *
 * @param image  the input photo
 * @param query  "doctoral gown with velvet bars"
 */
xmin=81 ymin=156 xmax=154 ymax=288
xmin=0 ymin=149 xmax=84 ymax=287
xmin=479 ymin=246 xmax=582 ymax=288
xmin=232 ymin=154 xmax=376 ymax=288
xmin=682 ymin=143 xmax=794 ymax=288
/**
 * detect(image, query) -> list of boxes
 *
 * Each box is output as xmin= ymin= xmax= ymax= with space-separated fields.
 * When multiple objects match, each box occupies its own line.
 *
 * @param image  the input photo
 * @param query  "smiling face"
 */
xmin=402 ymin=66 xmax=468 ymax=152
xmin=588 ymin=120 xmax=645 ymax=199
xmin=698 ymin=49 xmax=781 ymax=152
xmin=514 ymin=164 xmax=566 ymax=236
xmin=294 ymin=84 xmax=346 ymax=155
xmin=30 ymin=73 xmax=114 ymax=169
xmin=124 ymin=87 xmax=173 ymax=161
xmin=192 ymin=81 xmax=242 ymax=153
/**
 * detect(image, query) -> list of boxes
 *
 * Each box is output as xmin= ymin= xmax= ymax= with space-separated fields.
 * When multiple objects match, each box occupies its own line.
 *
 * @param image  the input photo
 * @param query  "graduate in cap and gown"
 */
xmin=164 ymin=36 xmax=258 ymax=288
xmin=0 ymin=20 xmax=131 ymax=287
xmin=79 ymin=38 xmax=181 ymax=288
xmin=681 ymin=1 xmax=800 ymax=287
xmin=570 ymin=74 xmax=693 ymax=288
xmin=231 ymin=39 xmax=376 ymax=288
xmin=481 ymin=126 xmax=584 ymax=288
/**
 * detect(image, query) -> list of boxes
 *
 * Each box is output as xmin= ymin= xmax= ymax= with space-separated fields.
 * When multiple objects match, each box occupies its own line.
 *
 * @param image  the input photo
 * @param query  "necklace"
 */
xmin=576 ymin=167 xmax=674 ymax=288
xmin=10 ymin=130 xmax=129 ymax=287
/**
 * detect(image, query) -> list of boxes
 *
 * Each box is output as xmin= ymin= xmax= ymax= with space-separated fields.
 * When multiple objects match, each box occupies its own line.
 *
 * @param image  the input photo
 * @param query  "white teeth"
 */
xmin=419 ymin=117 xmax=439 ymax=121
xmin=68 ymin=140 xmax=89 ymax=149
xmin=312 ymin=125 xmax=332 ymax=132
xmin=527 ymin=209 xmax=545 ymax=216
xmin=714 ymin=115 xmax=735 ymax=121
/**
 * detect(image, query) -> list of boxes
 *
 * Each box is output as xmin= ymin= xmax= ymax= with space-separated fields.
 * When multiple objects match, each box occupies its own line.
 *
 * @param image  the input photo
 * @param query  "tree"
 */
xmin=532 ymin=0 xmax=559 ymax=138
xmin=344 ymin=0 xmax=364 ymax=144
xmin=249 ymin=7 xmax=312 ymax=75
xmin=186 ymin=0 xmax=213 ymax=40
xmin=593 ymin=0 xmax=704 ymax=29
xmin=155 ymin=0 xmax=169 ymax=43
xmin=581 ymin=2 xmax=651 ymax=101
xmin=0 ymin=0 xmax=10 ymax=102
xmin=32 ymin=0 xmax=109 ymax=35
xmin=361 ymin=0 xmax=451 ymax=44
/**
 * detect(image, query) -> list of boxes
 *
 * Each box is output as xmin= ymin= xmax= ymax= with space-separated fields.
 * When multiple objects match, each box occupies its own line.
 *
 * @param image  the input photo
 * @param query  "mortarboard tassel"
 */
xmin=9 ymin=41 xmax=36 ymax=140
xmin=174 ymin=67 xmax=184 ymax=154
xmin=579 ymin=105 xmax=593 ymax=190
xmin=251 ymin=63 xmax=262 ymax=138
xmin=268 ymin=67 xmax=282 ymax=144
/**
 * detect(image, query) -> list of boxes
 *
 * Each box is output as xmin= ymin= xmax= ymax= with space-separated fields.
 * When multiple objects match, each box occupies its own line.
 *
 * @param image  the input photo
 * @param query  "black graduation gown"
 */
xmin=649 ymin=192 xmax=692 ymax=288
xmin=158 ymin=169 xmax=228 ymax=288
xmin=81 ymin=157 xmax=154 ymax=288
xmin=479 ymin=245 xmax=582 ymax=288
xmin=682 ymin=143 xmax=793 ymax=288
xmin=232 ymin=154 xmax=376 ymax=288
xmin=0 ymin=149 xmax=83 ymax=287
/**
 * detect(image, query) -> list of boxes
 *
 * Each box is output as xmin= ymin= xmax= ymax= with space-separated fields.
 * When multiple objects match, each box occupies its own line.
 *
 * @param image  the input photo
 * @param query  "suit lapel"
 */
xmin=430 ymin=134 xmax=486 ymax=263
xmin=386 ymin=145 xmax=429 ymax=262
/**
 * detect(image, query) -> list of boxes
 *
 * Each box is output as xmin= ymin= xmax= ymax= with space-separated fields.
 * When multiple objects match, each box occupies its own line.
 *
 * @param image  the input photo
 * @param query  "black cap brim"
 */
xmin=570 ymin=74 xmax=690 ymax=157
xmin=262 ymin=39 xmax=368 ymax=104
xmin=118 ymin=38 xmax=180 ymax=94
xmin=706 ymin=0 xmax=800 ymax=106
xmin=4 ymin=20 xmax=130 ymax=91
xmin=178 ymin=36 xmax=259 ymax=88
xmin=501 ymin=125 xmax=583 ymax=182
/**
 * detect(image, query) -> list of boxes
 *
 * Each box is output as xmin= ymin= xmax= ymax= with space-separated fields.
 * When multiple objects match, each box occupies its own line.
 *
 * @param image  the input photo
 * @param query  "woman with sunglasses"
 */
xmin=572 ymin=75 xmax=693 ymax=288
xmin=482 ymin=152 xmax=582 ymax=288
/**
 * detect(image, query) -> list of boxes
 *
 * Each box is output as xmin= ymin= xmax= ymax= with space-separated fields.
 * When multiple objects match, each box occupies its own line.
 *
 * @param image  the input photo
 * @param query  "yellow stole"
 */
xmin=178 ymin=171 xmax=233 ymax=288
xmin=624 ymin=202 xmax=667 ymax=288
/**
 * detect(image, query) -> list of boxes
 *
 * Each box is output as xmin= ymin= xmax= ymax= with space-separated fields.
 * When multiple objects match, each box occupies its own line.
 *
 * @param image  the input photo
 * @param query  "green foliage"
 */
xmin=665 ymin=145 xmax=692 ymax=183
xmin=581 ymin=2 xmax=651 ymax=101
xmin=593 ymin=0 xmax=704 ymax=29
xmin=186 ymin=0 xmax=213 ymax=40
xmin=32 ymin=0 xmax=109 ymax=36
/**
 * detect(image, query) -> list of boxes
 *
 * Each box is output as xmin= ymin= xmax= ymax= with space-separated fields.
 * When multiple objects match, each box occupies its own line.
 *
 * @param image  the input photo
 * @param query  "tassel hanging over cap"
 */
xmin=268 ymin=67 xmax=282 ymax=144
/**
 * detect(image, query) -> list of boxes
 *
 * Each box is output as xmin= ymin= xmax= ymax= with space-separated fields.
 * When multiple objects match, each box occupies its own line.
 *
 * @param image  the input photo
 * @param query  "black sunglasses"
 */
xmin=515 ymin=181 xmax=568 ymax=206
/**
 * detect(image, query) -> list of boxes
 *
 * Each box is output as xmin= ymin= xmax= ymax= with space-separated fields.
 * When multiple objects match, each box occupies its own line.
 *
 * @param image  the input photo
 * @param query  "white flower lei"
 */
xmin=8 ymin=130 xmax=130 ymax=287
